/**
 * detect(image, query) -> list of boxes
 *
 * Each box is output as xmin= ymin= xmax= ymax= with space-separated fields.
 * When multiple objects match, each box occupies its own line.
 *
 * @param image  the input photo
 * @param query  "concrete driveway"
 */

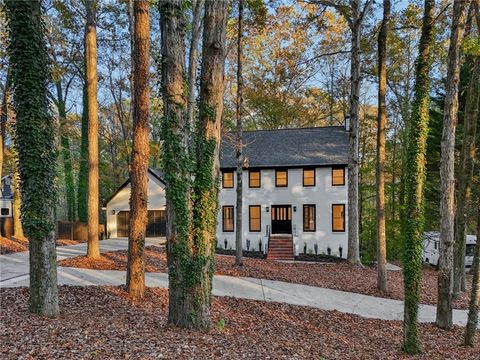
xmin=0 ymin=238 xmax=477 ymax=329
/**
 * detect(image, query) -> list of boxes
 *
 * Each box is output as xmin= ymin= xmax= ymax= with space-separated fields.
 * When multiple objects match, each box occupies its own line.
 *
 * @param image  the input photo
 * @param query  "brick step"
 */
xmin=266 ymin=255 xmax=294 ymax=260
xmin=268 ymin=250 xmax=294 ymax=255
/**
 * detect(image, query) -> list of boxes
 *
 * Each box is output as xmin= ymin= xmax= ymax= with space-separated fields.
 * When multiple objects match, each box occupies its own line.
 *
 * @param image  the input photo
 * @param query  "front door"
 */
xmin=271 ymin=205 xmax=292 ymax=234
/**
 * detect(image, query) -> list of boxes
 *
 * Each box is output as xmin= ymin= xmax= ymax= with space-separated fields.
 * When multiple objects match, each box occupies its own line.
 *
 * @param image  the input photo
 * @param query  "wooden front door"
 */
xmin=271 ymin=205 xmax=292 ymax=234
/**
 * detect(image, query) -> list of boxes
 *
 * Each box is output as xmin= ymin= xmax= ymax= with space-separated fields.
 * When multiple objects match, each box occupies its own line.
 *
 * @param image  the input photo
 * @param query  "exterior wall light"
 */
xmin=293 ymin=206 xmax=297 ymax=212
xmin=265 ymin=206 xmax=269 ymax=212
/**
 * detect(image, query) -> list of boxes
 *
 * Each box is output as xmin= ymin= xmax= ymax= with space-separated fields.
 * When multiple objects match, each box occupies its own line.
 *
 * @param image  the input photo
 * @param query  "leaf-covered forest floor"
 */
xmin=0 ymin=236 xmax=87 ymax=255
xmin=1 ymin=286 xmax=478 ymax=360
xmin=59 ymin=245 xmax=472 ymax=309
xmin=0 ymin=236 xmax=28 ymax=254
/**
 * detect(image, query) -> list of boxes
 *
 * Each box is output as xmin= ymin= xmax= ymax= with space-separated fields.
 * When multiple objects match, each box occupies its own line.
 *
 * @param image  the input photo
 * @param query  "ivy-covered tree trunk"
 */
xmin=454 ymin=56 xmax=480 ymax=296
xmin=436 ymin=0 xmax=467 ymax=329
xmin=159 ymin=0 xmax=193 ymax=327
xmin=12 ymin=149 xmax=24 ymax=239
xmin=5 ymin=0 xmax=59 ymax=317
xmin=85 ymin=0 xmax=100 ymax=258
xmin=464 ymin=194 xmax=480 ymax=346
xmin=376 ymin=0 xmax=390 ymax=293
xmin=235 ymin=0 xmax=244 ymax=267
xmin=55 ymin=81 xmax=76 ymax=222
xmin=190 ymin=0 xmax=228 ymax=328
xmin=0 ymin=71 xmax=9 ymax=189
xmin=126 ymin=0 xmax=150 ymax=301
xmin=77 ymin=84 xmax=88 ymax=223
xmin=402 ymin=0 xmax=435 ymax=353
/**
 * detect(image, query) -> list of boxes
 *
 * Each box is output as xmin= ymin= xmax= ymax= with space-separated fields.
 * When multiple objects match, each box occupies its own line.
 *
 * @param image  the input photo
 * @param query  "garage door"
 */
xmin=116 ymin=210 xmax=166 ymax=238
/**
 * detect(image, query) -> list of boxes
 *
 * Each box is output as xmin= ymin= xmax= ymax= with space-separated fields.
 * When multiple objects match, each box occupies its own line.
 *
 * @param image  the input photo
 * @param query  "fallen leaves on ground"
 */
xmin=1 ymin=286 xmax=478 ymax=360
xmin=59 ymin=246 xmax=472 ymax=309
xmin=0 ymin=236 xmax=28 ymax=254
xmin=0 ymin=237 xmax=87 ymax=254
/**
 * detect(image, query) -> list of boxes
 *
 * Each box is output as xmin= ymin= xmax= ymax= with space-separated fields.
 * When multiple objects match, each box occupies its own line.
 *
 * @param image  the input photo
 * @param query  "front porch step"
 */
xmin=267 ymin=235 xmax=294 ymax=261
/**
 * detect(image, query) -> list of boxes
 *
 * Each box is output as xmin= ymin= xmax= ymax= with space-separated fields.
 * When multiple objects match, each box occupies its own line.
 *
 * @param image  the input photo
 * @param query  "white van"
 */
xmin=422 ymin=231 xmax=476 ymax=268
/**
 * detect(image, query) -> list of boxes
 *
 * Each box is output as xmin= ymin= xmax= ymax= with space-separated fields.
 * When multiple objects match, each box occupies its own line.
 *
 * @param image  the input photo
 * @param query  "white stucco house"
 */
xmin=105 ymin=125 xmax=349 ymax=260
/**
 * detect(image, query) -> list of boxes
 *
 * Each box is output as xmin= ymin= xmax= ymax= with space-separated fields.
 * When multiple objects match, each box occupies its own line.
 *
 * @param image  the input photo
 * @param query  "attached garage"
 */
xmin=116 ymin=210 xmax=166 ymax=238
xmin=105 ymin=169 xmax=167 ymax=238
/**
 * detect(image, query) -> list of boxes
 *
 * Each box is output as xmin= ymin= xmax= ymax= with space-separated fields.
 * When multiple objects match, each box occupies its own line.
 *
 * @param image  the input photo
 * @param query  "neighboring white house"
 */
xmin=105 ymin=126 xmax=349 ymax=260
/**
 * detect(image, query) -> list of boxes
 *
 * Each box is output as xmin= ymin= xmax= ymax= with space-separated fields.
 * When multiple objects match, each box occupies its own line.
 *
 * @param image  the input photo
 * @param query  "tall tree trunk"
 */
xmin=0 ymin=71 xmax=9 ymax=190
xmin=189 ymin=0 xmax=228 ymax=328
xmin=454 ymin=57 xmax=480 ymax=296
xmin=186 ymin=0 xmax=204 ymax=133
xmin=85 ymin=0 xmax=100 ymax=258
xmin=12 ymin=149 xmax=24 ymax=239
xmin=159 ymin=0 xmax=192 ymax=327
xmin=464 ymin=192 xmax=480 ymax=346
xmin=235 ymin=0 xmax=244 ymax=266
xmin=77 ymin=84 xmax=88 ymax=223
xmin=402 ymin=0 xmax=435 ymax=354
xmin=376 ymin=0 xmax=390 ymax=293
xmin=347 ymin=1 xmax=362 ymax=266
xmin=127 ymin=0 xmax=135 ymax=119
xmin=5 ymin=0 xmax=59 ymax=316
xmin=436 ymin=0 xmax=467 ymax=329
xmin=126 ymin=0 xmax=150 ymax=301
xmin=55 ymin=81 xmax=76 ymax=221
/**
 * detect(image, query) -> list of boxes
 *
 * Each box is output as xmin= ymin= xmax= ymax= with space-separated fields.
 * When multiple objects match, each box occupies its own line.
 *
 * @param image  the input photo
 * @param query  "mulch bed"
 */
xmin=1 ymin=286 xmax=478 ymax=360
xmin=0 ymin=236 xmax=28 ymax=254
xmin=59 ymin=246 xmax=473 ymax=309
xmin=216 ymin=248 xmax=266 ymax=259
xmin=0 ymin=237 xmax=87 ymax=255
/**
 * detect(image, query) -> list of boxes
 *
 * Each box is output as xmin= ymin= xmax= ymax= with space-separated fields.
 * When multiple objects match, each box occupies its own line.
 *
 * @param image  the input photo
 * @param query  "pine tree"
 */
xmin=85 ymin=0 xmax=100 ymax=258
xmin=375 ymin=0 xmax=390 ymax=293
xmin=126 ymin=0 xmax=150 ymax=301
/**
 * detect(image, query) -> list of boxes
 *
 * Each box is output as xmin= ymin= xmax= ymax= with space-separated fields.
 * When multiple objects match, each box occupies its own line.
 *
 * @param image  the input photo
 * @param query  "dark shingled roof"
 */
xmin=220 ymin=126 xmax=348 ymax=168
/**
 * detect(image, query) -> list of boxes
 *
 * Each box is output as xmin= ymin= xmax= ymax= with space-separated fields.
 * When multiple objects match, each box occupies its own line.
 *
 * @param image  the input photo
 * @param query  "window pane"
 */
xmin=303 ymin=169 xmax=315 ymax=186
xmin=249 ymin=171 xmax=260 ymax=188
xmin=249 ymin=206 xmax=261 ymax=231
xmin=332 ymin=204 xmax=345 ymax=231
xmin=223 ymin=206 xmax=234 ymax=231
xmin=276 ymin=170 xmax=288 ymax=187
xmin=223 ymin=171 xmax=234 ymax=188
xmin=303 ymin=205 xmax=315 ymax=231
xmin=332 ymin=168 xmax=345 ymax=186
